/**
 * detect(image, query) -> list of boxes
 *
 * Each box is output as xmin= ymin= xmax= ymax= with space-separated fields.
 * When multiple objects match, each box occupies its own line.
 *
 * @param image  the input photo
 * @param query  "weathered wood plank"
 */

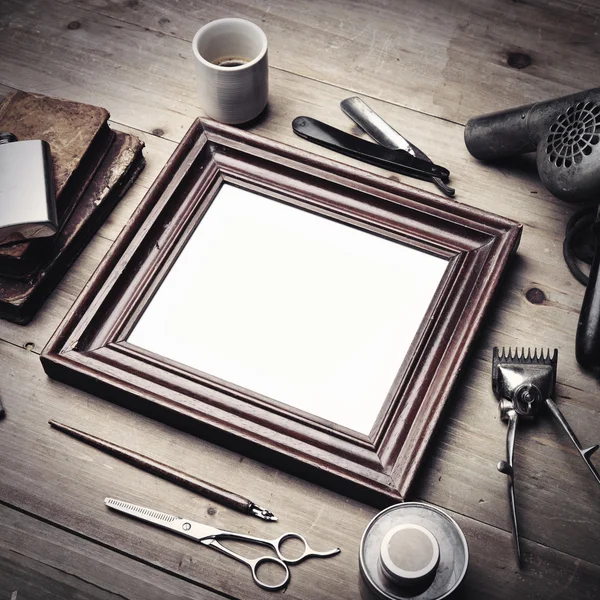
xmin=452 ymin=509 xmax=600 ymax=600
xmin=0 ymin=504 xmax=224 ymax=599
xmin=0 ymin=0 xmax=198 ymax=139
xmin=66 ymin=0 xmax=600 ymax=123
xmin=2 ymin=497 xmax=600 ymax=600
xmin=0 ymin=1 xmax=597 ymax=224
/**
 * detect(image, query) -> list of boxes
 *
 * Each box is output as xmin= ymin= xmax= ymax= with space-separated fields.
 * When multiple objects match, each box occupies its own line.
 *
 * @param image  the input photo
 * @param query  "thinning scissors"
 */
xmin=105 ymin=498 xmax=340 ymax=591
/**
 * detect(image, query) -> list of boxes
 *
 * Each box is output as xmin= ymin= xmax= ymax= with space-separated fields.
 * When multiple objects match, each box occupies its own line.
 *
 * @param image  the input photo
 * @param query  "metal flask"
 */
xmin=359 ymin=503 xmax=469 ymax=600
xmin=0 ymin=131 xmax=57 ymax=245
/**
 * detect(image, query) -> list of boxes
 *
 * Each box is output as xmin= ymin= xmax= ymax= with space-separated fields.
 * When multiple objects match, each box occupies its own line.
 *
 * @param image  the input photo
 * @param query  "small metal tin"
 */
xmin=359 ymin=503 xmax=469 ymax=600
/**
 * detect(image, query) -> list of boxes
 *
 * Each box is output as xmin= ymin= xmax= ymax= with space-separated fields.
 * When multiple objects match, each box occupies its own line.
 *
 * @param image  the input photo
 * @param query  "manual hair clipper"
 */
xmin=491 ymin=347 xmax=600 ymax=567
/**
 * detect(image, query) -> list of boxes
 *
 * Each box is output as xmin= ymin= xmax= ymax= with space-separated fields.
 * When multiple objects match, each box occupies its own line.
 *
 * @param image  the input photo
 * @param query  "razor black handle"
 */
xmin=292 ymin=116 xmax=450 ymax=182
xmin=576 ymin=212 xmax=600 ymax=370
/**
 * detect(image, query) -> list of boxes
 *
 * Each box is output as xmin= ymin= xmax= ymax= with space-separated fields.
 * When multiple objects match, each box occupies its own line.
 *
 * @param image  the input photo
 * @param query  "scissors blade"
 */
xmin=105 ymin=498 xmax=222 ymax=543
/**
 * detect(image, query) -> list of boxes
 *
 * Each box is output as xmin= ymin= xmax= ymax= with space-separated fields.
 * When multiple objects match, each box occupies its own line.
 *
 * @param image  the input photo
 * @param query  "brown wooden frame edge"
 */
xmin=40 ymin=118 xmax=522 ymax=506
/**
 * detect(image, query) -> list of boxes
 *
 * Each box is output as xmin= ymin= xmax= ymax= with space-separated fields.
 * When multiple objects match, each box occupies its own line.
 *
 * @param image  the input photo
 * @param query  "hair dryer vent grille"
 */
xmin=546 ymin=101 xmax=600 ymax=168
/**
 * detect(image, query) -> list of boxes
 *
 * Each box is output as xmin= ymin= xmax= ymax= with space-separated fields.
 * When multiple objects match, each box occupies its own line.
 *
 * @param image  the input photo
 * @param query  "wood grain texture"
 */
xmin=0 ymin=504 xmax=224 ymax=599
xmin=0 ymin=0 xmax=599 ymax=598
xmin=66 ymin=0 xmax=599 ymax=124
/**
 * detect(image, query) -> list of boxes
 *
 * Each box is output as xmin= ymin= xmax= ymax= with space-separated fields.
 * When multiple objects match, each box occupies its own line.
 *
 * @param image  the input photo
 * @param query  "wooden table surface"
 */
xmin=1 ymin=1 xmax=599 ymax=598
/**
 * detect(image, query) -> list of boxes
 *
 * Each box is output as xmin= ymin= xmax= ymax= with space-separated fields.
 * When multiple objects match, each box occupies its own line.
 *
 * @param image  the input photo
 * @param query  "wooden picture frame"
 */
xmin=41 ymin=119 xmax=521 ymax=505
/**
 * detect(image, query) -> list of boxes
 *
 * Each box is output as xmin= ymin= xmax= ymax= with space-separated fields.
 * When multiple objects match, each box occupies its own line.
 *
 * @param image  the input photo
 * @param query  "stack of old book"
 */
xmin=0 ymin=91 xmax=145 ymax=324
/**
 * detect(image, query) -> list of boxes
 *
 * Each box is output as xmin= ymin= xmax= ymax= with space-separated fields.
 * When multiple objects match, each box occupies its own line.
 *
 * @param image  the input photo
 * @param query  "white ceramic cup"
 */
xmin=192 ymin=18 xmax=269 ymax=124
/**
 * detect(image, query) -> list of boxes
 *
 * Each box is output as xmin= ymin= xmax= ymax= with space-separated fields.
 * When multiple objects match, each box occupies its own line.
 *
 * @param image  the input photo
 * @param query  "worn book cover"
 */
xmin=0 ymin=91 xmax=114 ymax=278
xmin=0 ymin=131 xmax=145 ymax=324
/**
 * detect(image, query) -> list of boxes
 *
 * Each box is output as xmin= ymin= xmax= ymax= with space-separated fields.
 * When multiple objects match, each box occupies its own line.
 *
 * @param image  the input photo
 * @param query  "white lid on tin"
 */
xmin=379 ymin=523 xmax=440 ymax=587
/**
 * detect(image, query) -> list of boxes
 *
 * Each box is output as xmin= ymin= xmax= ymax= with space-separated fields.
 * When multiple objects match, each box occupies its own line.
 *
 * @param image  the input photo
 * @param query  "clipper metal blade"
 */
xmin=492 ymin=348 xmax=557 ymax=415
xmin=492 ymin=347 xmax=599 ymax=568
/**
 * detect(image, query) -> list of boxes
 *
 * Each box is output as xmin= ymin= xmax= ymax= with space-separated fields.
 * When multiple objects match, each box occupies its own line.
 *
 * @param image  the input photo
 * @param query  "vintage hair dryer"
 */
xmin=465 ymin=89 xmax=600 ymax=371
xmin=464 ymin=88 xmax=600 ymax=203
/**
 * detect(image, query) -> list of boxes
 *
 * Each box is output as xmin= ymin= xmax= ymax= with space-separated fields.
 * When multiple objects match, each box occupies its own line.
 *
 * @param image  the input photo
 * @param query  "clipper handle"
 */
xmin=497 ymin=402 xmax=522 ymax=568
xmin=576 ymin=209 xmax=600 ymax=370
xmin=545 ymin=398 xmax=600 ymax=485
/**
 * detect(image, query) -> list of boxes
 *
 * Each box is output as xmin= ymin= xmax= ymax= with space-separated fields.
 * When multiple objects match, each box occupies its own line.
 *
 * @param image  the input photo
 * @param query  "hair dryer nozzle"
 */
xmin=465 ymin=104 xmax=539 ymax=160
